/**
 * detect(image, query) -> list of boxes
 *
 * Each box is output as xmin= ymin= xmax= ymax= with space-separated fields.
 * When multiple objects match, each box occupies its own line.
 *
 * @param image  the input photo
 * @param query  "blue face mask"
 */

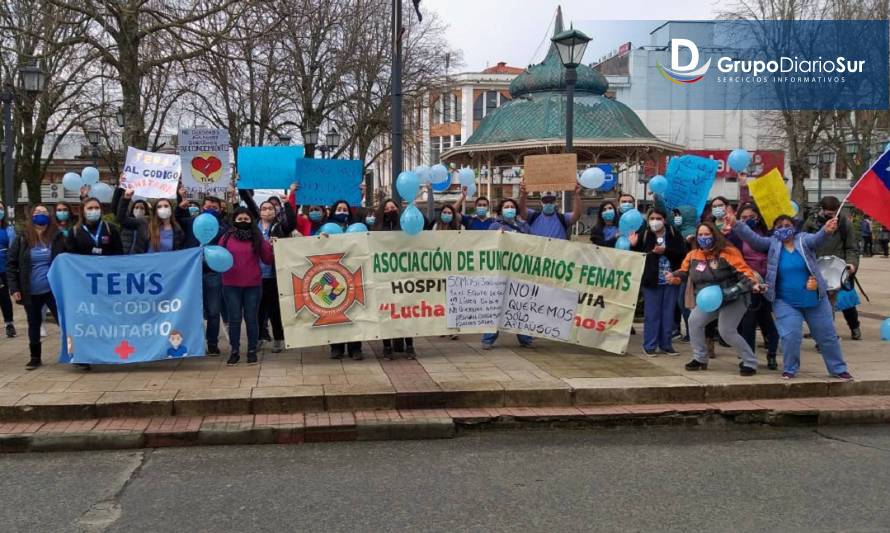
xmin=602 ymin=210 xmax=615 ymax=222
xmin=774 ymin=226 xmax=795 ymax=241
xmin=745 ymin=218 xmax=758 ymax=230
xmin=697 ymin=236 xmax=715 ymax=249
xmin=441 ymin=213 xmax=453 ymax=224
xmin=188 ymin=206 xmax=199 ymax=217
xmin=333 ymin=213 xmax=349 ymax=223
xmin=56 ymin=210 xmax=70 ymax=222
xmin=32 ymin=214 xmax=50 ymax=226
xmin=365 ymin=216 xmax=376 ymax=226
xmin=542 ymin=203 xmax=556 ymax=215
xmin=308 ymin=211 xmax=323 ymax=222
xmin=712 ymin=206 xmax=726 ymax=219
xmin=203 ymin=207 xmax=219 ymax=218
xmin=475 ymin=206 xmax=488 ymax=218
xmin=674 ymin=216 xmax=683 ymax=226
xmin=502 ymin=208 xmax=517 ymax=219
xmin=85 ymin=209 xmax=102 ymax=223
xmin=620 ymin=202 xmax=634 ymax=213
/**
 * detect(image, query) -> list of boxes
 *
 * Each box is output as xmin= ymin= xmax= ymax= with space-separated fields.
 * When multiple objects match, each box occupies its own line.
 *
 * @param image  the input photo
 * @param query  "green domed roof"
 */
xmin=509 ymin=39 xmax=609 ymax=97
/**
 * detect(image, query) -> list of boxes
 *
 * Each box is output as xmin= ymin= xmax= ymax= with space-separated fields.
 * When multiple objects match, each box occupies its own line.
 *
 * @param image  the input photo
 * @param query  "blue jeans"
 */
xmin=203 ymin=272 xmax=222 ymax=346
xmin=774 ymin=297 xmax=847 ymax=376
xmin=642 ymin=285 xmax=678 ymax=351
xmin=481 ymin=331 xmax=533 ymax=347
xmin=223 ymin=285 xmax=262 ymax=354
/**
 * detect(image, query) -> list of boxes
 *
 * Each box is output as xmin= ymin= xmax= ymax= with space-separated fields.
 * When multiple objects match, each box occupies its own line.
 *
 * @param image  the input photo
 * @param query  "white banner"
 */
xmin=178 ymin=128 xmax=231 ymax=197
xmin=121 ymin=147 xmax=180 ymax=199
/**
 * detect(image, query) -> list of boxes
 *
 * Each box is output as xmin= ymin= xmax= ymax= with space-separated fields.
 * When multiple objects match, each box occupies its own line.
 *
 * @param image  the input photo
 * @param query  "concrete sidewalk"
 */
xmin=1 ymin=257 xmax=888 ymax=422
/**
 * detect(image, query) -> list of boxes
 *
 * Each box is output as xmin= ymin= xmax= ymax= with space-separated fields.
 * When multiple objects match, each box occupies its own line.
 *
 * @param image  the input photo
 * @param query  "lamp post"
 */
xmin=551 ymin=27 xmax=591 ymax=154
xmin=819 ymin=150 xmax=835 ymax=202
xmin=115 ymin=107 xmax=125 ymax=128
xmin=277 ymin=133 xmax=292 ymax=146
xmin=85 ymin=128 xmax=100 ymax=167
xmin=2 ymin=62 xmax=46 ymax=211
xmin=326 ymin=129 xmax=340 ymax=159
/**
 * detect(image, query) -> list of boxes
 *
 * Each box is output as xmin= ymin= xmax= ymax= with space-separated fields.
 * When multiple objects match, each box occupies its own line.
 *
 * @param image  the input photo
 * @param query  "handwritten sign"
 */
xmin=498 ymin=279 xmax=577 ymax=341
xmin=662 ymin=155 xmax=719 ymax=219
xmin=446 ymin=275 xmax=506 ymax=329
xmin=522 ymin=154 xmax=578 ymax=192
xmin=236 ymin=146 xmax=304 ymax=189
xmin=295 ymin=159 xmax=364 ymax=207
xmin=747 ymin=167 xmax=794 ymax=227
xmin=121 ymin=147 xmax=180 ymax=199
xmin=178 ymin=128 xmax=231 ymax=197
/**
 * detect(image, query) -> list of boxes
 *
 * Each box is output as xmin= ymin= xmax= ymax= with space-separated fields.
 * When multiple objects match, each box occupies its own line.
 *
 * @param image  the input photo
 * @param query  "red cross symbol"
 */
xmin=115 ymin=340 xmax=135 ymax=360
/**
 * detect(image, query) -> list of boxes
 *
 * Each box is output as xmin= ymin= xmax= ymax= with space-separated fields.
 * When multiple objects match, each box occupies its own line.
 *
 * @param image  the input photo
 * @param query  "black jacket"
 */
xmin=590 ymin=223 xmax=619 ymax=247
xmin=7 ymin=232 xmax=68 ymax=305
xmin=117 ymin=198 xmax=186 ymax=253
xmin=66 ymin=220 xmax=124 ymax=256
xmin=633 ymin=225 xmax=686 ymax=288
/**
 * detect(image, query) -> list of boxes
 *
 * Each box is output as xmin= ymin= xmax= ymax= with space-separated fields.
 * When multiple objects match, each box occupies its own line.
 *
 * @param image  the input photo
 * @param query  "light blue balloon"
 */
xmin=466 ymin=182 xmax=477 ymax=198
xmin=81 ymin=166 xmax=100 ymax=185
xmin=727 ymin=149 xmax=752 ymax=172
xmin=430 ymin=164 xmax=450 ymax=185
xmin=62 ymin=172 xmax=83 ymax=191
xmin=400 ymin=205 xmax=424 ymax=236
xmin=431 ymin=174 xmax=452 ymax=192
xmin=91 ymin=182 xmax=114 ymax=203
xmin=414 ymin=165 xmax=431 ymax=184
xmin=696 ymin=285 xmax=724 ymax=312
xmin=204 ymin=245 xmax=234 ymax=273
xmin=319 ymin=222 xmax=343 ymax=235
xmin=193 ymin=212 xmax=220 ymax=245
xmin=615 ymin=236 xmax=631 ymax=250
xmin=346 ymin=222 xmax=368 ymax=233
xmin=881 ymin=318 xmax=890 ymax=341
xmin=649 ymin=175 xmax=668 ymax=194
xmin=618 ymin=209 xmax=643 ymax=235
xmin=396 ymin=171 xmax=420 ymax=200
xmin=458 ymin=167 xmax=475 ymax=187
xmin=579 ymin=167 xmax=605 ymax=189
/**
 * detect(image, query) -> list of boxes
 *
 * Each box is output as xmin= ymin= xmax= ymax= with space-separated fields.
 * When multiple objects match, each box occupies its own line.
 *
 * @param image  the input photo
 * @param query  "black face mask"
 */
xmin=384 ymin=211 xmax=398 ymax=222
xmin=233 ymin=221 xmax=252 ymax=231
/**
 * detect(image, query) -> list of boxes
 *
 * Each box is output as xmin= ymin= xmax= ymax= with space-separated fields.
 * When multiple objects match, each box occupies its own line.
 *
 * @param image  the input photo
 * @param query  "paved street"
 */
xmin=2 ymin=425 xmax=889 ymax=532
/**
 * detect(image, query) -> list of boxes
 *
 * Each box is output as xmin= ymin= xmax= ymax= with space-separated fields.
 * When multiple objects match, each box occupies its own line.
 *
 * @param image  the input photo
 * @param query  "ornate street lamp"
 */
xmin=325 ymin=129 xmax=340 ymax=159
xmin=85 ymin=128 xmax=100 ymax=167
xmin=115 ymin=107 xmax=125 ymax=128
xmin=551 ymin=27 xmax=591 ymax=154
xmin=19 ymin=62 xmax=46 ymax=94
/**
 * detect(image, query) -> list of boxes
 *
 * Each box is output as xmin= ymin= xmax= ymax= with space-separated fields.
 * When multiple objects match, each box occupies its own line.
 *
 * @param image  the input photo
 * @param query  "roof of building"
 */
xmin=481 ymin=62 xmax=525 ymax=75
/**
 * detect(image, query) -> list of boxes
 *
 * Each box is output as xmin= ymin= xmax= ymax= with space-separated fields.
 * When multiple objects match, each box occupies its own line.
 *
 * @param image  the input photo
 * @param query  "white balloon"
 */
xmin=429 ymin=164 xmax=449 ymax=185
xmin=578 ymin=167 xmax=606 ymax=189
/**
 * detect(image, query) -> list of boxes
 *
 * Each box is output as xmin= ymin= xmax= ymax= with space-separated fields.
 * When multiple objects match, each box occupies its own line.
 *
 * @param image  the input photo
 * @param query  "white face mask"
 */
xmin=133 ymin=208 xmax=146 ymax=218
xmin=156 ymin=207 xmax=172 ymax=220
xmin=649 ymin=219 xmax=664 ymax=232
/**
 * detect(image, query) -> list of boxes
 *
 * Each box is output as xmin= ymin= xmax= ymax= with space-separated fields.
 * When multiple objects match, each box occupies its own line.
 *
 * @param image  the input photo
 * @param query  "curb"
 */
xmin=2 ymin=396 xmax=889 ymax=454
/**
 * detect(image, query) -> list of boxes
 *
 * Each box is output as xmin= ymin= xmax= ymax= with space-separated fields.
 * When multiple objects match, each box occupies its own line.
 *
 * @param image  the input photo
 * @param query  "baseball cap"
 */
xmin=541 ymin=191 xmax=558 ymax=201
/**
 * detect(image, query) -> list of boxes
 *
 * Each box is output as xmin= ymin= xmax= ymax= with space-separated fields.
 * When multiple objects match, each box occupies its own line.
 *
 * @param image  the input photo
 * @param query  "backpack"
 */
xmin=527 ymin=211 xmax=568 ymax=236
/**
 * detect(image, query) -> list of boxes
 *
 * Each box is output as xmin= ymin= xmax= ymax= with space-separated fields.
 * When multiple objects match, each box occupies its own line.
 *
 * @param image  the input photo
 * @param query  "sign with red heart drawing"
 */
xmin=178 ymin=128 xmax=232 ymax=197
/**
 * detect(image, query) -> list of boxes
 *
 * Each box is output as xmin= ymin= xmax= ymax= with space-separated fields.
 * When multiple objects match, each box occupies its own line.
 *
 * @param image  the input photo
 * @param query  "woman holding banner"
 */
xmin=7 ymin=204 xmax=67 ymax=369
xmin=117 ymin=189 xmax=186 ymax=253
xmin=0 ymin=201 xmax=17 ymax=338
xmin=372 ymin=199 xmax=416 ymax=360
xmin=664 ymin=222 xmax=761 ymax=376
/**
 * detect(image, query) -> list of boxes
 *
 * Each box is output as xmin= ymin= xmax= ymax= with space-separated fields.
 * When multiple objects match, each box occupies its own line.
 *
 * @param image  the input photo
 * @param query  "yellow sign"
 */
xmin=747 ymin=168 xmax=794 ymax=227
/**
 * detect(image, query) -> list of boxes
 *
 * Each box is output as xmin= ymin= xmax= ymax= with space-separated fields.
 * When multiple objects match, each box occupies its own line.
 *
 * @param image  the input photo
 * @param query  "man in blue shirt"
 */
xmin=462 ymin=196 xmax=495 ymax=230
xmin=518 ymin=182 xmax=582 ymax=240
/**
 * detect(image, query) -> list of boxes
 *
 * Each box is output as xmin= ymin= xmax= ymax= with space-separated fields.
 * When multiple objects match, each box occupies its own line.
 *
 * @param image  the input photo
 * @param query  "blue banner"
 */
xmin=295 ymin=159 xmax=364 ymax=207
xmin=237 ymin=146 xmax=305 ymax=189
xmin=48 ymin=248 xmax=205 ymax=364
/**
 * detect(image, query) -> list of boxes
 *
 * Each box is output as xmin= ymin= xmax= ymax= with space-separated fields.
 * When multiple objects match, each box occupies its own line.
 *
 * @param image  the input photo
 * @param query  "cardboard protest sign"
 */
xmin=275 ymin=231 xmax=644 ymax=354
xmin=121 ymin=147 xmax=180 ymax=199
xmin=522 ymin=154 xmax=578 ymax=192
xmin=236 ymin=146 xmax=304 ymax=189
xmin=747 ymin=168 xmax=794 ymax=226
xmin=662 ymin=155 xmax=719 ymax=218
xmin=178 ymin=128 xmax=231 ymax=197
xmin=295 ymin=159 xmax=363 ymax=207
xmin=48 ymin=248 xmax=205 ymax=364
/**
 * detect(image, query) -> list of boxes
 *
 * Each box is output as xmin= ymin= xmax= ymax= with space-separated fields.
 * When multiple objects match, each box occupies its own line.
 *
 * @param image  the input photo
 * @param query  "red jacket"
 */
xmin=220 ymin=234 xmax=274 ymax=287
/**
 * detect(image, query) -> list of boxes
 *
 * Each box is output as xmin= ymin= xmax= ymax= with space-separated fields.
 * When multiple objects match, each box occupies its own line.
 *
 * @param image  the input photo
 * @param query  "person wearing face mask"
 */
xmin=67 ymin=198 xmax=123 ymax=256
xmin=322 ymin=201 xmax=365 ymax=359
xmin=54 ymin=202 xmax=74 ymax=237
xmin=117 ymin=189 xmax=186 ymax=254
xmin=729 ymin=212 xmax=852 ymax=380
xmin=219 ymin=207 xmax=274 ymax=366
xmin=7 ymin=204 xmax=68 ymax=369
xmin=324 ymin=200 xmax=355 ymax=231
xmin=801 ymin=196 xmax=862 ymax=340
xmin=665 ymin=222 xmax=761 ymax=376
xmin=117 ymin=196 xmax=150 ymax=255
xmin=517 ymin=182 xmax=583 ymax=240
xmin=628 ymin=208 xmax=685 ymax=356
xmin=304 ymin=206 xmax=327 ymax=235
xmin=371 ymin=199 xmax=416 ymax=359
xmin=429 ymin=204 xmax=461 ymax=231
xmin=0 ymin=201 xmax=17 ymax=338
xmin=734 ymin=204 xmax=780 ymax=370
xmin=483 ymin=198 xmax=534 ymax=350
xmin=590 ymin=201 xmax=620 ymax=247
xmin=253 ymin=195 xmax=297 ymax=353
xmin=462 ymin=196 xmax=494 ymax=230
xmin=188 ymin=201 xmax=201 ymax=218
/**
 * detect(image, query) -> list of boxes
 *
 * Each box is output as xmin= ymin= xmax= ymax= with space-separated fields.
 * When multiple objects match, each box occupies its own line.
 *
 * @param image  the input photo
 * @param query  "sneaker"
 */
xmin=226 ymin=353 xmax=240 ymax=366
xmin=480 ymin=343 xmax=493 ymax=351
xmin=642 ymin=348 xmax=659 ymax=357
xmin=660 ymin=347 xmax=680 ymax=357
xmin=246 ymin=352 xmax=258 ymax=365
xmin=206 ymin=344 xmax=221 ymax=356
xmin=519 ymin=342 xmax=534 ymax=349
xmin=781 ymin=372 xmax=794 ymax=380
xmin=684 ymin=359 xmax=707 ymax=371
xmin=25 ymin=358 xmax=41 ymax=370
xmin=271 ymin=340 xmax=283 ymax=353
xmin=5 ymin=323 xmax=16 ymax=338
xmin=851 ymin=328 xmax=862 ymax=340
xmin=767 ymin=355 xmax=778 ymax=371
xmin=739 ymin=365 xmax=757 ymax=377
xmin=40 ymin=325 xmax=47 ymax=338
xmin=405 ymin=346 xmax=416 ymax=360
xmin=832 ymin=371 xmax=854 ymax=381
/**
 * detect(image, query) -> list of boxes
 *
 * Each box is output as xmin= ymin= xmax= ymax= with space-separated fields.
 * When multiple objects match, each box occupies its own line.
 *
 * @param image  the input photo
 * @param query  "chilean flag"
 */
xmin=848 ymin=149 xmax=890 ymax=228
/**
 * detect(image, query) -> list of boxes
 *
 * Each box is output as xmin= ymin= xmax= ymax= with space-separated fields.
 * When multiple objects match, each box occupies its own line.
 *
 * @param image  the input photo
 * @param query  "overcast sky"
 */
xmin=422 ymin=0 xmax=723 ymax=72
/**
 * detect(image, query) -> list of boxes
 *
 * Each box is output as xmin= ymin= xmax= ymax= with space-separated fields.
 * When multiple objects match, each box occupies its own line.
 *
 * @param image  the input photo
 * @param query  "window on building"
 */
xmin=454 ymin=94 xmax=462 ymax=123
xmin=473 ymin=94 xmax=484 ymax=121
xmin=432 ymin=97 xmax=442 ymax=125
xmin=442 ymin=136 xmax=451 ymax=150
xmin=485 ymin=91 xmax=498 ymax=115
xmin=453 ymin=134 xmax=461 ymax=147
xmin=442 ymin=93 xmax=452 ymax=123
xmin=430 ymin=137 xmax=441 ymax=162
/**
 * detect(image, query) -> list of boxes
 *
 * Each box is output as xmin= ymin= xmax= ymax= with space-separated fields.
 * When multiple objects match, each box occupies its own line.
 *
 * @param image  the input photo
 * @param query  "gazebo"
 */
xmin=441 ymin=8 xmax=683 ymax=202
